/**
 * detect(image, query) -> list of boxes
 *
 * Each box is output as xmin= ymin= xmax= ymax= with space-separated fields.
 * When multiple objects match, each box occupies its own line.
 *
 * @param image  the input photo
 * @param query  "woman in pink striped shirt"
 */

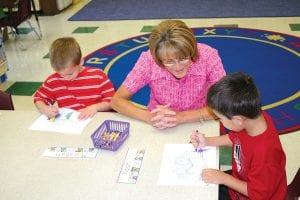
xmin=112 ymin=20 xmax=226 ymax=129
xmin=34 ymin=37 xmax=115 ymax=120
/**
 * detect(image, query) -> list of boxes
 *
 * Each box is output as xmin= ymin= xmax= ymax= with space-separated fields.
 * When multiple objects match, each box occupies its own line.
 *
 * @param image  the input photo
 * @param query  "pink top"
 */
xmin=123 ymin=43 xmax=226 ymax=111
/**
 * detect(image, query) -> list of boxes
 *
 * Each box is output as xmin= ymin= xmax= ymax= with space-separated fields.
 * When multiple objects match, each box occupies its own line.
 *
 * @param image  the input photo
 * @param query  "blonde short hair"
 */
xmin=149 ymin=20 xmax=198 ymax=67
xmin=49 ymin=37 xmax=82 ymax=71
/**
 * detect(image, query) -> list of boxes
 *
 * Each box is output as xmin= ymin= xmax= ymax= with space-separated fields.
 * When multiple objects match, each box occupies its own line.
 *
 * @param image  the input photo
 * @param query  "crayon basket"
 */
xmin=91 ymin=120 xmax=130 ymax=151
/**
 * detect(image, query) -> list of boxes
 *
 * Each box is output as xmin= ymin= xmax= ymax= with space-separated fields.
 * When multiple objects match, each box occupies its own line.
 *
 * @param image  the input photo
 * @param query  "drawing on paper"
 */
xmin=173 ymin=150 xmax=206 ymax=179
xmin=29 ymin=108 xmax=92 ymax=134
xmin=157 ymin=144 xmax=216 ymax=186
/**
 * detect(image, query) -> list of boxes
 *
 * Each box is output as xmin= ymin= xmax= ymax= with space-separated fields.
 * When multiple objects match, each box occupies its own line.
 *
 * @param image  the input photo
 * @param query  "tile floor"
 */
xmin=0 ymin=0 xmax=299 ymax=184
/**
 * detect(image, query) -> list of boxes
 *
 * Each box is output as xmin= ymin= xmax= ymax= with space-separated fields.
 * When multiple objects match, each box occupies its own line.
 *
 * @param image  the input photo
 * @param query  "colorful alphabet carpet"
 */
xmin=84 ymin=27 xmax=300 ymax=134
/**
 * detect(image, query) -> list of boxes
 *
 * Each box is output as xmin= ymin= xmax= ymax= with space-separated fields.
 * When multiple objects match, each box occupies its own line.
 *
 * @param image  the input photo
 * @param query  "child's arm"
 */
xmin=35 ymin=101 xmax=59 ymax=118
xmin=202 ymin=169 xmax=248 ymax=196
xmin=194 ymin=132 xmax=247 ymax=196
xmin=78 ymin=101 xmax=111 ymax=120
xmin=93 ymin=101 xmax=111 ymax=112
xmin=190 ymin=131 xmax=232 ymax=148
xmin=205 ymin=134 xmax=232 ymax=147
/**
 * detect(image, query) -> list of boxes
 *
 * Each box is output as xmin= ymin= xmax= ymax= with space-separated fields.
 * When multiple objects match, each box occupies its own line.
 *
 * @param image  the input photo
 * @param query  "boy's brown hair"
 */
xmin=207 ymin=72 xmax=261 ymax=119
xmin=49 ymin=37 xmax=82 ymax=71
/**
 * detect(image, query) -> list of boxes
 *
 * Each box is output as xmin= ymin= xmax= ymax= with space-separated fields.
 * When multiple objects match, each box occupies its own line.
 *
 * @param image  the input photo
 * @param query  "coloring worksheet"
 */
xmin=29 ymin=108 xmax=93 ymax=134
xmin=157 ymin=144 xmax=217 ymax=186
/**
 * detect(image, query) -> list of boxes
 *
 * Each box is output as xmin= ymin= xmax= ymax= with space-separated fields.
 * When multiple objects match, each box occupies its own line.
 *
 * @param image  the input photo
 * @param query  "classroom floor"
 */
xmin=0 ymin=0 xmax=299 ymax=184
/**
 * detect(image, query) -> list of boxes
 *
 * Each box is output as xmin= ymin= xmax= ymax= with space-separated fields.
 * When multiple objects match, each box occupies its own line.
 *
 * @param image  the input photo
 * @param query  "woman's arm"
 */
xmin=112 ymin=87 xmax=217 ymax=129
xmin=176 ymin=106 xmax=217 ymax=124
xmin=111 ymin=85 xmax=152 ymax=123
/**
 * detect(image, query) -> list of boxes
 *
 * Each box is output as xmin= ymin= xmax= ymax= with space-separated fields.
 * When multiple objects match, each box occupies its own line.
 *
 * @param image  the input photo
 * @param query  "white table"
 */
xmin=0 ymin=110 xmax=220 ymax=200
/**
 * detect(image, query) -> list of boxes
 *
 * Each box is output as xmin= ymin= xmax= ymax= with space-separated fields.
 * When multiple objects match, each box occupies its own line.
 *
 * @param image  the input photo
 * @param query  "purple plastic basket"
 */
xmin=91 ymin=120 xmax=130 ymax=151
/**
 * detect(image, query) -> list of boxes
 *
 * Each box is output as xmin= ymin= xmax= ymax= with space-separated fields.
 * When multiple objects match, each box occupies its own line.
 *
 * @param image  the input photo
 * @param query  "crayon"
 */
xmin=48 ymin=113 xmax=61 ymax=122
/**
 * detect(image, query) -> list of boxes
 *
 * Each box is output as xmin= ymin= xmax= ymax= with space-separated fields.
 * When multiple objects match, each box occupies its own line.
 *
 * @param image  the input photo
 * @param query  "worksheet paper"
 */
xmin=42 ymin=147 xmax=98 ymax=158
xmin=29 ymin=108 xmax=92 ymax=134
xmin=157 ymin=144 xmax=217 ymax=187
xmin=117 ymin=148 xmax=145 ymax=184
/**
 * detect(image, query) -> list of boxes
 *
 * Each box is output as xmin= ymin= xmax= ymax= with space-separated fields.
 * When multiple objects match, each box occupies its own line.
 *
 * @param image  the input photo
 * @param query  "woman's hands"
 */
xmin=150 ymin=104 xmax=177 ymax=129
xmin=148 ymin=105 xmax=215 ymax=129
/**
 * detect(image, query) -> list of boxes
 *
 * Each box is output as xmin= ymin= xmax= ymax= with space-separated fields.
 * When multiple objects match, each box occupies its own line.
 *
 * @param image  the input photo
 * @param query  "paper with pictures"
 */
xmin=42 ymin=147 xmax=98 ymax=158
xmin=117 ymin=148 xmax=145 ymax=184
xmin=29 ymin=108 xmax=92 ymax=134
xmin=157 ymin=144 xmax=217 ymax=187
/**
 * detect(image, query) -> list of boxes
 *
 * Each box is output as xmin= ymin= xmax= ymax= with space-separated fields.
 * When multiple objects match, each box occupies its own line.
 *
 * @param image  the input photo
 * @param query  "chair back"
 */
xmin=0 ymin=0 xmax=32 ymax=29
xmin=0 ymin=90 xmax=14 ymax=110
xmin=16 ymin=0 xmax=32 ymax=24
xmin=286 ymin=168 xmax=300 ymax=200
xmin=0 ymin=0 xmax=17 ymax=8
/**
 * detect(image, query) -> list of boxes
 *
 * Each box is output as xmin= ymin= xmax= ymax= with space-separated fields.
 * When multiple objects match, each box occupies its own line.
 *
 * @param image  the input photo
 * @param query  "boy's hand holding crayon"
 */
xmin=42 ymin=104 xmax=59 ymax=119
xmin=190 ymin=130 xmax=206 ymax=150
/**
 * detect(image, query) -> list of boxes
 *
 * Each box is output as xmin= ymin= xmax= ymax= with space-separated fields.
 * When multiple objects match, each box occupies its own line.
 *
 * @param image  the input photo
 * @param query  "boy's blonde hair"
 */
xmin=49 ymin=37 xmax=82 ymax=71
xmin=149 ymin=20 xmax=198 ymax=67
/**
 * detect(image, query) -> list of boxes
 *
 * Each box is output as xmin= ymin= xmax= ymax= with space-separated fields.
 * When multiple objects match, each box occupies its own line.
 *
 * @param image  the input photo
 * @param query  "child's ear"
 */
xmin=232 ymin=115 xmax=245 ymax=126
xmin=80 ymin=58 xmax=84 ymax=65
